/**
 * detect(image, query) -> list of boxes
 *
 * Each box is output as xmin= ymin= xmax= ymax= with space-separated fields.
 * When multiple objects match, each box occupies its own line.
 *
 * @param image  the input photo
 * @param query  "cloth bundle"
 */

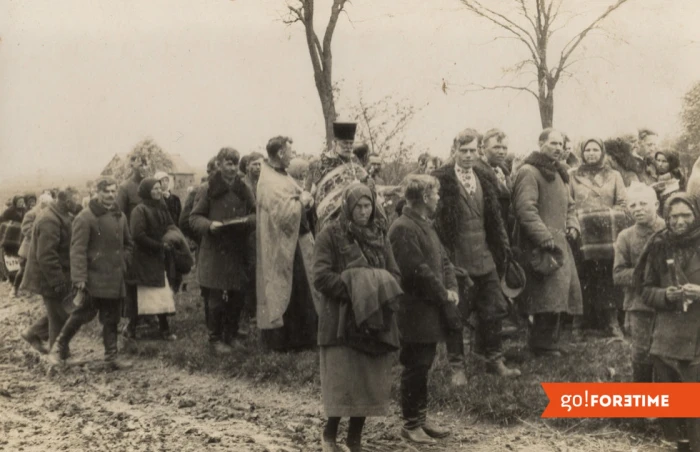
xmin=0 ymin=221 xmax=22 ymax=249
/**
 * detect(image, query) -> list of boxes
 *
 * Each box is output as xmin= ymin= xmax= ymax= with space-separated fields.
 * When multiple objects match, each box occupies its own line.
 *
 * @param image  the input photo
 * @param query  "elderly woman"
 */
xmin=637 ymin=193 xmax=700 ymax=451
xmin=313 ymin=182 xmax=402 ymax=452
xmin=569 ymin=137 xmax=629 ymax=337
xmin=126 ymin=177 xmax=177 ymax=341
xmin=653 ymin=150 xmax=686 ymax=211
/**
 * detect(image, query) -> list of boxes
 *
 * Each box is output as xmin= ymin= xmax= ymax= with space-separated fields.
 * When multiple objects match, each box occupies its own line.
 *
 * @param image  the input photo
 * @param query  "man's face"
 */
xmin=368 ymin=162 xmax=382 ymax=176
xmin=640 ymin=134 xmax=658 ymax=157
xmin=351 ymin=197 xmax=373 ymax=226
xmin=335 ymin=140 xmax=354 ymax=159
xmin=540 ymin=131 xmax=564 ymax=160
xmin=425 ymin=160 xmax=436 ymax=174
xmin=65 ymin=193 xmax=82 ymax=215
xmin=220 ymin=158 xmax=238 ymax=178
xmin=453 ymin=139 xmax=479 ymax=170
xmin=628 ymin=194 xmax=657 ymax=226
xmin=424 ymin=186 xmax=440 ymax=216
xmin=669 ymin=202 xmax=695 ymax=235
xmin=279 ymin=143 xmax=293 ymax=168
xmin=248 ymin=159 xmax=262 ymax=178
xmin=98 ymin=184 xmax=117 ymax=208
xmin=483 ymin=136 xmax=508 ymax=167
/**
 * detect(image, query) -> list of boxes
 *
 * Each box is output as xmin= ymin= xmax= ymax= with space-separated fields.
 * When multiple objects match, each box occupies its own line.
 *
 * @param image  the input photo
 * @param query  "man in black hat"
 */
xmin=308 ymin=122 xmax=363 ymax=188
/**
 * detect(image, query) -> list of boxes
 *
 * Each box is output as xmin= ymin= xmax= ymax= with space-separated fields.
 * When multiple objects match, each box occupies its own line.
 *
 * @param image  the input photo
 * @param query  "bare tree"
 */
xmin=460 ymin=0 xmax=632 ymax=128
xmin=285 ymin=0 xmax=348 ymax=149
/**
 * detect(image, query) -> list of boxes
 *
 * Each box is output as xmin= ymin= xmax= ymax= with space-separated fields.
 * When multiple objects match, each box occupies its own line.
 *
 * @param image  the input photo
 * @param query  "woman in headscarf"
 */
xmin=313 ymin=182 xmax=402 ymax=452
xmin=653 ymin=150 xmax=686 ymax=211
xmin=636 ymin=193 xmax=700 ymax=451
xmin=125 ymin=177 xmax=177 ymax=340
xmin=569 ymin=137 xmax=629 ymax=338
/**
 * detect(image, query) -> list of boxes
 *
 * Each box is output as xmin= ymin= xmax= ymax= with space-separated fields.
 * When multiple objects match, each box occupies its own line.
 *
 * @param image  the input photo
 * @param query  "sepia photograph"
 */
xmin=2 ymin=0 xmax=700 ymax=451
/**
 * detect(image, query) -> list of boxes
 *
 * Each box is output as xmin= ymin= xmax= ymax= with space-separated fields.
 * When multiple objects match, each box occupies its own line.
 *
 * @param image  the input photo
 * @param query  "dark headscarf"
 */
xmin=138 ymin=177 xmax=167 ymax=210
xmin=341 ymin=182 xmax=386 ymax=268
xmin=654 ymin=150 xmax=686 ymax=190
xmin=577 ymin=137 xmax=606 ymax=177
xmin=634 ymin=193 xmax=700 ymax=291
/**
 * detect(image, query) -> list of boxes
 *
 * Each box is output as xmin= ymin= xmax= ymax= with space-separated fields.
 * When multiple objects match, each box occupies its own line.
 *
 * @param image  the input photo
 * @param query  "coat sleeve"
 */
xmin=178 ymin=190 xmax=197 ymax=239
xmin=382 ymin=238 xmax=401 ymax=285
xmin=442 ymin=245 xmax=458 ymax=292
xmin=612 ymin=231 xmax=635 ymax=287
xmin=70 ymin=213 xmax=90 ymax=284
xmin=613 ymin=171 xmax=628 ymax=209
xmin=123 ymin=214 xmax=134 ymax=266
xmin=513 ymin=168 xmax=553 ymax=246
xmin=189 ymin=192 xmax=213 ymax=238
xmin=130 ymin=207 xmax=164 ymax=251
xmin=312 ymin=227 xmax=349 ymax=302
xmin=36 ymin=217 xmax=67 ymax=289
xmin=388 ymin=223 xmax=450 ymax=306
xmin=566 ymin=183 xmax=580 ymax=232
xmin=641 ymin=256 xmax=674 ymax=310
xmin=20 ymin=209 xmax=36 ymax=238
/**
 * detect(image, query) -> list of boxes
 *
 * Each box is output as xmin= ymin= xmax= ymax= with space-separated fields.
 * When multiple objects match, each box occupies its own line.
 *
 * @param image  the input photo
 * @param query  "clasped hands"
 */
xmin=666 ymin=284 xmax=700 ymax=303
xmin=540 ymin=228 xmax=578 ymax=250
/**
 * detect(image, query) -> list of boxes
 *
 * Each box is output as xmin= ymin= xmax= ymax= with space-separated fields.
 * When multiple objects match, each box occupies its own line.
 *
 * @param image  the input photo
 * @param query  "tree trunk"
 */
xmin=319 ymin=86 xmax=337 ymax=150
xmin=538 ymin=92 xmax=554 ymax=129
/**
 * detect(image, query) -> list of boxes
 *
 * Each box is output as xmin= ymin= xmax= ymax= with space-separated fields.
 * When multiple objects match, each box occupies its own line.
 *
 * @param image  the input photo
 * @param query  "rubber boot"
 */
xmin=104 ymin=323 xmax=132 ymax=369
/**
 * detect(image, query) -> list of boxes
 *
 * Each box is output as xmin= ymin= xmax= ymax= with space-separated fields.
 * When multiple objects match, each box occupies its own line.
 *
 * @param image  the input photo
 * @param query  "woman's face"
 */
xmin=16 ymin=198 xmax=26 ymax=209
xmin=583 ymin=142 xmax=603 ymax=165
xmin=150 ymin=182 xmax=163 ymax=201
xmin=28 ymin=199 xmax=36 ymax=209
xmin=655 ymin=153 xmax=670 ymax=175
xmin=669 ymin=202 xmax=695 ymax=235
xmin=351 ymin=197 xmax=373 ymax=226
xmin=160 ymin=177 xmax=170 ymax=190
xmin=425 ymin=160 xmax=436 ymax=174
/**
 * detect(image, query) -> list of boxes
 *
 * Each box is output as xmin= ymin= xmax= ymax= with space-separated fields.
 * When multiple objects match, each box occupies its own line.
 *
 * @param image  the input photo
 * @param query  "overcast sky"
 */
xmin=2 ymin=0 xmax=700 ymax=186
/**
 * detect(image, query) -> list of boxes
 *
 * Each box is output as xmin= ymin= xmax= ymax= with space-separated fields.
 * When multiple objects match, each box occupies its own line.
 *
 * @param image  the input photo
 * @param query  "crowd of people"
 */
xmin=6 ymin=121 xmax=700 ymax=451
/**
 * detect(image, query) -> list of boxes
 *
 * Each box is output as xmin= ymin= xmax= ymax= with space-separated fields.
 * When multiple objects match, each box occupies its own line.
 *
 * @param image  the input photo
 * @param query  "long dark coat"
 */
xmin=189 ymin=171 xmax=255 ymax=291
xmin=71 ymin=199 xmax=133 ymax=299
xmin=129 ymin=201 xmax=173 ymax=287
xmin=512 ymin=152 xmax=583 ymax=315
xmin=388 ymin=207 xmax=458 ymax=343
xmin=21 ymin=204 xmax=72 ymax=298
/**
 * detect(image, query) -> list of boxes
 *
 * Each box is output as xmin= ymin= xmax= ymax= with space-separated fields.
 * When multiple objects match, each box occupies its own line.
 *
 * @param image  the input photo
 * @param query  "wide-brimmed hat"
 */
xmin=529 ymin=246 xmax=564 ymax=276
xmin=501 ymin=259 xmax=527 ymax=298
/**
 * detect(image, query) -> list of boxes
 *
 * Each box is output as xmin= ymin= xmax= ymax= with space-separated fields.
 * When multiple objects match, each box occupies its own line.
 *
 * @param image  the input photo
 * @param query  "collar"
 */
xmin=454 ymin=164 xmax=474 ymax=176
xmin=402 ymin=206 xmax=431 ymax=224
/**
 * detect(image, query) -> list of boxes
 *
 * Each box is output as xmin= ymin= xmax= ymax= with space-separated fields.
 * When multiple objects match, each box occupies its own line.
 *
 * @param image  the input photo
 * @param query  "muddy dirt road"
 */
xmin=0 ymin=296 xmax=667 ymax=452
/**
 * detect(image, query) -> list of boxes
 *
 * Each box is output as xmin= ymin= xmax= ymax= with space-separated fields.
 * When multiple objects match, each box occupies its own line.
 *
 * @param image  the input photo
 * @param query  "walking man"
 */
xmin=49 ymin=177 xmax=134 ymax=368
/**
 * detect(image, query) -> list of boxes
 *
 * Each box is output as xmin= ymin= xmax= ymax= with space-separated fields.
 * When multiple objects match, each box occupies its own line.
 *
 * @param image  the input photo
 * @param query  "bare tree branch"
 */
xmin=559 ymin=0 xmax=630 ymax=70
xmin=461 ymin=83 xmax=539 ymax=100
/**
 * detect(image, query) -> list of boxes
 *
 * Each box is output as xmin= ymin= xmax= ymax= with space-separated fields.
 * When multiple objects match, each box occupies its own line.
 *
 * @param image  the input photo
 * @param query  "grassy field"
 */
xmin=89 ymin=275 xmax=663 ymax=444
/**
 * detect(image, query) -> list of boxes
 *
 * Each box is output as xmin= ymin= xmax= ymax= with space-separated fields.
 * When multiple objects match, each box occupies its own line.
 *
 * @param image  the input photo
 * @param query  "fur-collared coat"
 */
xmin=432 ymin=163 xmax=510 ymax=277
xmin=190 ymin=171 xmax=256 ymax=291
xmin=512 ymin=152 xmax=583 ymax=315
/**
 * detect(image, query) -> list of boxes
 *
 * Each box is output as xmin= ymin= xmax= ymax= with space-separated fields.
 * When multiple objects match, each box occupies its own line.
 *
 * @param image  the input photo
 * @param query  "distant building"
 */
xmin=101 ymin=153 xmax=195 ymax=201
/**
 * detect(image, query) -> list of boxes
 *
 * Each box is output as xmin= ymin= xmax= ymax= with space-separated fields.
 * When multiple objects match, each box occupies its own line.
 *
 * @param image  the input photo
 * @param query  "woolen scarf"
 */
xmin=577 ymin=137 xmax=607 ymax=178
xmin=138 ymin=177 xmax=169 ymax=211
xmin=341 ymin=182 xmax=386 ymax=268
xmin=633 ymin=193 xmax=700 ymax=291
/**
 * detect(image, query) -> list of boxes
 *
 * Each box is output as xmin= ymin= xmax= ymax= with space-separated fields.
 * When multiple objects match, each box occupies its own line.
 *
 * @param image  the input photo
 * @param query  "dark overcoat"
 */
xmin=388 ymin=207 xmax=458 ymax=343
xmin=189 ymin=171 xmax=255 ymax=291
xmin=21 ymin=204 xmax=72 ymax=298
xmin=71 ymin=199 xmax=133 ymax=299
xmin=129 ymin=201 xmax=173 ymax=287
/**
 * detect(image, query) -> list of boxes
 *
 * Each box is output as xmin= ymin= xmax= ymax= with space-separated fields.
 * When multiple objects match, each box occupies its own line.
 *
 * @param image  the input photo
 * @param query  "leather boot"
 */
xmin=104 ymin=324 xmax=133 ymax=369
xmin=632 ymin=362 xmax=654 ymax=383
xmin=54 ymin=314 xmax=84 ymax=360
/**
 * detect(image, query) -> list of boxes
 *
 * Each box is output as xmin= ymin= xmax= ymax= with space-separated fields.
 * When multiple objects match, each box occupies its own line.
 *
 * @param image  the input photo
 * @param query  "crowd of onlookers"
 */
xmin=6 ymin=122 xmax=700 ymax=452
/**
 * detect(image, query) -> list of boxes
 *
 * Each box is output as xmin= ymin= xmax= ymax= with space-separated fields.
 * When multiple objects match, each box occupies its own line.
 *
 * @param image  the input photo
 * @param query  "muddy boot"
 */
xmin=51 ymin=314 xmax=83 ymax=363
xmin=21 ymin=330 xmax=48 ymax=355
xmin=104 ymin=323 xmax=132 ymax=370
